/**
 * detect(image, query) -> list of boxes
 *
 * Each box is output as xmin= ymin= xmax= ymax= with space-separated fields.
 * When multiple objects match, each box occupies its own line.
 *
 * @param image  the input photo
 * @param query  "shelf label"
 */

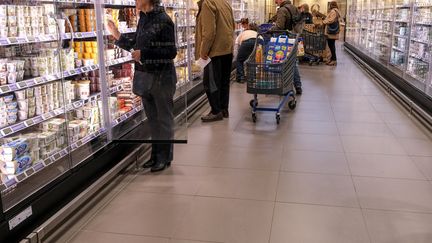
xmin=17 ymin=81 xmax=27 ymax=89
xmin=11 ymin=122 xmax=26 ymax=132
xmin=16 ymin=173 xmax=26 ymax=182
xmin=25 ymin=167 xmax=35 ymax=177
xmin=0 ymin=38 xmax=8 ymax=46
xmin=81 ymin=67 xmax=89 ymax=72
xmin=8 ymin=206 xmax=32 ymax=230
xmin=91 ymin=65 xmax=98 ymax=70
xmin=8 ymin=37 xmax=17 ymax=44
xmin=33 ymin=116 xmax=43 ymax=124
xmin=0 ymin=86 xmax=11 ymax=94
xmin=24 ymin=119 xmax=35 ymax=127
xmin=5 ymin=178 xmax=17 ymax=188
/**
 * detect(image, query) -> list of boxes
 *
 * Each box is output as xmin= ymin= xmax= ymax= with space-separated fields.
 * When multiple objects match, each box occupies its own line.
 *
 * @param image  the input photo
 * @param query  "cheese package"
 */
xmin=0 ymin=138 xmax=29 ymax=162
xmin=0 ymin=154 xmax=32 ymax=175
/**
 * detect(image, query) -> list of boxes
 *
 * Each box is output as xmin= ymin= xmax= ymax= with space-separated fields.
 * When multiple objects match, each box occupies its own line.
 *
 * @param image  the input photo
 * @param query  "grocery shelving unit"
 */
xmin=345 ymin=0 xmax=432 ymax=123
xmin=0 ymin=0 xmax=204 ymax=241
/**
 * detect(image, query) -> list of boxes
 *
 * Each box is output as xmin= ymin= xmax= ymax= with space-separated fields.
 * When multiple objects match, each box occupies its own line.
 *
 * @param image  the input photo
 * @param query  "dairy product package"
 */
xmin=0 ymin=154 xmax=32 ymax=175
xmin=0 ymin=138 xmax=30 ymax=162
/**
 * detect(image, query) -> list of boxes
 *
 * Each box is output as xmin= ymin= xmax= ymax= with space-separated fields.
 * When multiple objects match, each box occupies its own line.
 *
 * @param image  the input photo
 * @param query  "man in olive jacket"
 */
xmin=195 ymin=0 xmax=235 ymax=122
xmin=271 ymin=0 xmax=303 ymax=94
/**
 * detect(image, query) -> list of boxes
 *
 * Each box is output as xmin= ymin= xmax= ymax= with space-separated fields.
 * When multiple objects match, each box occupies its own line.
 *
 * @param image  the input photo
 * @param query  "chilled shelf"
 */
xmin=392 ymin=46 xmax=406 ymax=52
xmin=112 ymin=105 xmax=143 ymax=127
xmin=411 ymin=38 xmax=430 ymax=45
xmin=0 ymin=56 xmax=133 ymax=96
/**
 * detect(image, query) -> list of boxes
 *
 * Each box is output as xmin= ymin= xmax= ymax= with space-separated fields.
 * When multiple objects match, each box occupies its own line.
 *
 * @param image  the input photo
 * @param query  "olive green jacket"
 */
xmin=195 ymin=0 xmax=235 ymax=59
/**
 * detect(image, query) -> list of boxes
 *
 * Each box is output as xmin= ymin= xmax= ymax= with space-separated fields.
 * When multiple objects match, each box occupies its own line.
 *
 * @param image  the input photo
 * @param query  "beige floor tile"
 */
xmin=284 ymin=134 xmax=344 ymax=152
xmin=174 ymin=197 xmax=273 ymax=243
xmin=125 ymin=166 xmax=220 ymax=195
xmin=336 ymin=122 xmax=393 ymax=137
xmin=170 ymin=240 xmax=221 ymax=243
xmin=173 ymin=144 xmax=221 ymax=166
xmin=341 ymin=136 xmax=406 ymax=155
xmin=281 ymin=150 xmax=350 ymax=175
xmin=283 ymin=120 xmax=339 ymax=135
xmin=196 ymin=168 xmax=278 ymax=200
xmin=346 ymin=153 xmax=426 ymax=179
xmin=285 ymin=108 xmax=335 ymax=122
xmin=69 ymin=231 xmax=169 ymax=243
xmin=398 ymin=138 xmax=432 ymax=156
xmin=216 ymin=146 xmax=283 ymax=171
xmin=270 ymin=203 xmax=370 ymax=243
xmin=294 ymin=100 xmax=333 ymax=111
xmin=372 ymin=103 xmax=402 ymax=113
xmin=411 ymin=156 xmax=432 ymax=180
xmin=332 ymin=101 xmax=376 ymax=112
xmin=387 ymin=123 xmax=430 ymax=139
xmin=363 ymin=209 xmax=432 ymax=243
xmin=277 ymin=172 xmax=358 ymax=207
xmin=379 ymin=112 xmax=413 ymax=124
xmin=333 ymin=110 xmax=384 ymax=123
xmin=354 ymin=177 xmax=432 ymax=212
xmin=84 ymin=192 xmax=193 ymax=237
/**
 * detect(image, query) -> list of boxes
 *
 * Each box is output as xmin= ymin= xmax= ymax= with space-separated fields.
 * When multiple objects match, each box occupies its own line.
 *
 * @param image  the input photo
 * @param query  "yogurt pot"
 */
xmin=7 ymin=5 xmax=16 ymax=16
xmin=0 ymin=61 xmax=7 ymax=72
xmin=28 ymin=105 xmax=35 ymax=117
xmin=17 ymin=100 xmax=28 ymax=111
xmin=7 ymin=108 xmax=18 ymax=115
xmin=0 ymin=27 xmax=6 ymax=38
xmin=8 ymin=27 xmax=17 ymax=37
xmin=7 ymin=114 xmax=17 ymax=125
xmin=28 ymin=97 xmax=35 ymax=107
xmin=7 ymin=16 xmax=17 ymax=27
xmin=7 ymin=72 xmax=17 ymax=83
xmin=4 ymin=94 xmax=14 ymax=103
xmin=0 ymin=72 xmax=7 ymax=85
xmin=26 ymin=87 xmax=34 ymax=98
xmin=14 ymin=90 xmax=26 ymax=100
xmin=0 ymin=5 xmax=7 ymax=16
xmin=17 ymin=70 xmax=24 ymax=81
xmin=18 ymin=110 xmax=27 ymax=120
xmin=6 ymin=101 xmax=17 ymax=110
xmin=0 ymin=16 xmax=6 ymax=26
xmin=15 ymin=60 xmax=24 ymax=71
xmin=7 ymin=62 xmax=17 ymax=72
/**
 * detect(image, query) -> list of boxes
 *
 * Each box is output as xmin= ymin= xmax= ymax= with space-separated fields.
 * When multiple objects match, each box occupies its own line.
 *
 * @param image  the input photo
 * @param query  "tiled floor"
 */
xmin=67 ymin=47 xmax=432 ymax=243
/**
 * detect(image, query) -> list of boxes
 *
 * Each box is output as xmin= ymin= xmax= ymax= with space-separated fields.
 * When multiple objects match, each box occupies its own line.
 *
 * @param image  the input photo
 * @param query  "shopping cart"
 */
xmin=301 ymin=24 xmax=327 ymax=65
xmin=245 ymin=30 xmax=298 ymax=124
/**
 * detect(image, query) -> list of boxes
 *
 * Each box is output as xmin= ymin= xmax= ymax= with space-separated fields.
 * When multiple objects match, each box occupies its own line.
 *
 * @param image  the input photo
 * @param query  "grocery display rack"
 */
xmin=345 ymin=0 xmax=432 ymax=119
xmin=0 ymin=0 xmax=211 ymax=241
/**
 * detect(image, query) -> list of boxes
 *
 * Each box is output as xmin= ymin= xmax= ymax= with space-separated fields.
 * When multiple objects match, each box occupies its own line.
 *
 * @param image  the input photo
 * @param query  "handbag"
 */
xmin=132 ymin=70 xmax=155 ymax=97
xmin=327 ymin=10 xmax=340 ymax=35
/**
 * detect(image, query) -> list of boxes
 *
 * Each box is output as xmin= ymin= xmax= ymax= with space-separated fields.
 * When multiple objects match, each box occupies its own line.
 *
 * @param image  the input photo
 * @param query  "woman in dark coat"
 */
xmin=107 ymin=0 xmax=177 ymax=172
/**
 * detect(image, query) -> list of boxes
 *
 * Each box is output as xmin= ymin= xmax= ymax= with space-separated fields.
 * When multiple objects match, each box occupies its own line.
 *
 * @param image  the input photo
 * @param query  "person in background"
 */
xmin=270 ymin=0 xmax=303 ymax=95
xmin=234 ymin=23 xmax=258 ymax=83
xmin=195 ymin=0 xmax=235 ymax=122
xmin=107 ymin=0 xmax=177 ymax=172
xmin=240 ymin=18 xmax=249 ymax=30
xmin=323 ymin=1 xmax=341 ymax=66
xmin=299 ymin=4 xmax=313 ymax=24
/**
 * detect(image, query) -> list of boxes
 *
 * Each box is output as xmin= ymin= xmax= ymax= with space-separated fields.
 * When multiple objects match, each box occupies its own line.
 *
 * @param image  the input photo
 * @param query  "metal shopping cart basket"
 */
xmin=245 ymin=30 xmax=298 ymax=124
xmin=301 ymin=24 xmax=327 ymax=65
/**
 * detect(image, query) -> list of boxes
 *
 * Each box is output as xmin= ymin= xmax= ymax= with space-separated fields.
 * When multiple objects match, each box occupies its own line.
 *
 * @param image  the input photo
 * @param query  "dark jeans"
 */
xmin=140 ymin=66 xmax=177 ymax=163
xmin=203 ymin=53 xmax=233 ymax=114
xmin=327 ymin=39 xmax=337 ymax=61
xmin=236 ymin=38 xmax=256 ymax=81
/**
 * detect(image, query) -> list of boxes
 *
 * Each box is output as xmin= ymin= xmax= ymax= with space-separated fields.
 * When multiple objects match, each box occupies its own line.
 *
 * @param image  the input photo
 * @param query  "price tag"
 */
xmin=0 ymin=86 xmax=10 ymax=94
xmin=8 ymin=37 xmax=17 ymax=44
xmin=16 ymin=173 xmax=26 ymax=182
xmin=24 ymin=119 xmax=35 ymax=127
xmin=11 ymin=122 xmax=26 ymax=132
xmin=76 ymin=140 xmax=83 ymax=147
xmin=81 ymin=67 xmax=88 ymax=72
xmin=26 ymin=79 xmax=35 ymax=86
xmin=43 ymin=158 xmax=52 ymax=166
xmin=9 ymin=83 xmax=18 ymax=90
xmin=53 ymin=153 xmax=61 ymax=161
xmin=33 ymin=116 xmax=43 ymax=124
xmin=17 ymin=37 xmax=27 ymax=44
xmin=0 ymin=128 xmax=12 ymax=137
xmin=27 ymin=36 xmax=35 ymax=43
xmin=0 ymin=38 xmax=9 ymax=46
xmin=91 ymin=65 xmax=98 ymax=70
xmin=5 ymin=178 xmax=17 ymax=188
xmin=25 ymin=167 xmax=35 ymax=177
xmin=17 ymin=81 xmax=27 ymax=89
xmin=75 ymin=33 xmax=83 ymax=38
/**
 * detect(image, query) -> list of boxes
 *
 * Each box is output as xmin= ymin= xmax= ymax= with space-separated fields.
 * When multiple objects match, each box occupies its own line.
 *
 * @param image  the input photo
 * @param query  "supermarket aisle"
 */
xmin=67 ymin=48 xmax=432 ymax=243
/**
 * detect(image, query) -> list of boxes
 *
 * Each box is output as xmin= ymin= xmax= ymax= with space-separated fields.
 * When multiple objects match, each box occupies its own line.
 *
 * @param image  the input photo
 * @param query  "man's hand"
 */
xmin=106 ymin=19 xmax=121 ymax=40
xmin=200 ymin=54 xmax=209 ymax=60
xmin=132 ymin=50 xmax=141 ymax=62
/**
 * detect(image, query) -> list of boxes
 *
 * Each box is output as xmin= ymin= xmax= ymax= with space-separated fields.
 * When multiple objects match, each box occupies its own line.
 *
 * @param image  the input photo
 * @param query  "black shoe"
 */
xmin=222 ymin=109 xmax=229 ymax=118
xmin=151 ymin=161 xmax=169 ymax=172
xmin=143 ymin=159 xmax=156 ymax=168
xmin=295 ymin=87 xmax=303 ymax=95
xmin=201 ymin=112 xmax=223 ymax=122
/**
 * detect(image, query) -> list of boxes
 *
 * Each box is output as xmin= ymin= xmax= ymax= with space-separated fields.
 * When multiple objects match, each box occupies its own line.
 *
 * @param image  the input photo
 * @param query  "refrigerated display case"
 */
xmin=0 ymin=0 xmax=201 ymax=241
xmin=345 ymin=0 xmax=432 ymax=116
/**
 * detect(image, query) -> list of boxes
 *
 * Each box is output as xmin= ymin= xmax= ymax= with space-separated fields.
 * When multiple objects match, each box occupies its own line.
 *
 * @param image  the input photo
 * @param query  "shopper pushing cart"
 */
xmin=301 ymin=24 xmax=327 ymax=65
xmin=245 ymin=30 xmax=298 ymax=124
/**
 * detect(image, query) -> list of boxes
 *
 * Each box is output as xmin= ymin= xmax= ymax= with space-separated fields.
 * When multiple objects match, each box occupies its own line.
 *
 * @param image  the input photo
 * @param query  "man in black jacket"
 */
xmin=107 ymin=0 xmax=177 ymax=172
xmin=271 ymin=0 xmax=303 ymax=95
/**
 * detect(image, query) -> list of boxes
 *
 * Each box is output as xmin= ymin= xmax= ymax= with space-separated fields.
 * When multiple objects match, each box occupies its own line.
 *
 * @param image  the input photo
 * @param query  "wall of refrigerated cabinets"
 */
xmin=0 ymin=0 xmax=264 ymax=240
xmin=345 ymin=0 xmax=432 ymax=107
